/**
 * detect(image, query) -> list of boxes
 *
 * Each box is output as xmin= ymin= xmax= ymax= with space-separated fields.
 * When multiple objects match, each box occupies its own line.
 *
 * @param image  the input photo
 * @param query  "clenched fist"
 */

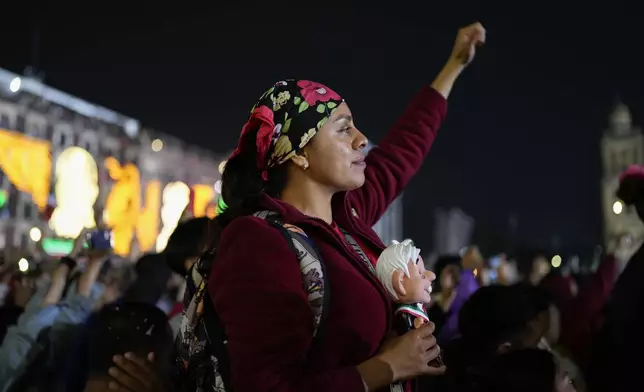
xmin=450 ymin=22 xmax=486 ymax=65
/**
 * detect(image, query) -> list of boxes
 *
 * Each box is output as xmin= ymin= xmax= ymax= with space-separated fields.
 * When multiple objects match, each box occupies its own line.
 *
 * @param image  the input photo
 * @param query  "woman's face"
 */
xmin=440 ymin=269 xmax=454 ymax=291
xmin=301 ymin=103 xmax=368 ymax=192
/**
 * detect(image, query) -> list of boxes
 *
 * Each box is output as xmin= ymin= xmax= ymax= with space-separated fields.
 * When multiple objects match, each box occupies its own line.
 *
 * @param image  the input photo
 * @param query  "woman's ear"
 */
xmin=290 ymin=153 xmax=309 ymax=171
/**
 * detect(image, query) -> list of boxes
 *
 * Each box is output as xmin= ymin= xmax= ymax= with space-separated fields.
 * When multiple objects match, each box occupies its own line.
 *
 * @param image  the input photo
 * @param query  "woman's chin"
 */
xmin=345 ymin=174 xmax=366 ymax=190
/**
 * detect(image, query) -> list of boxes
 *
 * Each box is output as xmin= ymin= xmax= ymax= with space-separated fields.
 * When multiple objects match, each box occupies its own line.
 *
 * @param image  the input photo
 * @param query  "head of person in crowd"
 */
xmin=439 ymin=263 xmax=461 ymax=294
xmin=163 ymin=217 xmax=213 ymax=276
xmin=461 ymin=245 xmax=484 ymax=270
xmin=121 ymin=253 xmax=173 ymax=305
xmin=617 ymin=165 xmax=644 ymax=222
xmin=474 ymin=348 xmax=576 ymax=392
xmin=93 ymin=262 xmax=137 ymax=310
xmin=213 ymin=79 xmax=365 ymax=239
xmin=529 ymin=254 xmax=551 ymax=286
xmin=82 ymin=302 xmax=173 ymax=392
xmin=460 ymin=283 xmax=553 ymax=352
xmin=444 ymin=283 xmax=553 ymax=388
xmin=432 ymin=255 xmax=461 ymax=293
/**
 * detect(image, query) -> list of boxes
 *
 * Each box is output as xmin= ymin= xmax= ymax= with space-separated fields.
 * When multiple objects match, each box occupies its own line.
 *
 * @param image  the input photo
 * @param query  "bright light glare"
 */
xmin=156 ymin=182 xmax=190 ymax=252
xmin=551 ymin=255 xmax=562 ymax=268
xmin=49 ymin=147 xmax=99 ymax=238
xmin=29 ymin=227 xmax=42 ymax=242
xmin=151 ymin=139 xmax=163 ymax=152
xmin=18 ymin=258 xmax=29 ymax=272
xmin=9 ymin=77 xmax=21 ymax=93
xmin=214 ymin=180 xmax=222 ymax=194
xmin=218 ymin=160 xmax=227 ymax=174
xmin=613 ymin=201 xmax=623 ymax=215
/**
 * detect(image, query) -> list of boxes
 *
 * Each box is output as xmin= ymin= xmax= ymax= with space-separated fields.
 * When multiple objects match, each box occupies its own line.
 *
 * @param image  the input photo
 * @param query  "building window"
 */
xmin=0 ymin=103 xmax=17 ymax=130
xmin=622 ymin=150 xmax=630 ymax=167
xmin=79 ymin=132 xmax=99 ymax=156
xmin=611 ymin=153 xmax=620 ymax=174
xmin=24 ymin=113 xmax=48 ymax=139
xmin=23 ymin=201 xmax=34 ymax=221
xmin=52 ymin=123 xmax=74 ymax=148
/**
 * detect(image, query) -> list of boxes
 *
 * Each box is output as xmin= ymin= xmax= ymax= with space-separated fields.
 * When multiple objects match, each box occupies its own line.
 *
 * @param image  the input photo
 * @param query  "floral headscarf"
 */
xmin=230 ymin=80 xmax=344 ymax=181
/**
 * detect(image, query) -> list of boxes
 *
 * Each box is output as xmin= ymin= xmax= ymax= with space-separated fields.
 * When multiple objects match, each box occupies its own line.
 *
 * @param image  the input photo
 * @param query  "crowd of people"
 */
xmin=0 ymin=22 xmax=640 ymax=392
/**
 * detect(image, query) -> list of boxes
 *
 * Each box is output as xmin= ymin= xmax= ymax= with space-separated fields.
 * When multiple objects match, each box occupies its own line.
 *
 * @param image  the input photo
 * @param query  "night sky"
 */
xmin=2 ymin=3 xmax=642 ymax=255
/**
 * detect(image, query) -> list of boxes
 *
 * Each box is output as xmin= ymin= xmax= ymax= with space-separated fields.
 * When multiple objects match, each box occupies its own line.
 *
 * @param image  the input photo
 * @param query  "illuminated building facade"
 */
xmin=601 ymin=101 xmax=644 ymax=248
xmin=0 ymin=68 xmax=222 ymax=258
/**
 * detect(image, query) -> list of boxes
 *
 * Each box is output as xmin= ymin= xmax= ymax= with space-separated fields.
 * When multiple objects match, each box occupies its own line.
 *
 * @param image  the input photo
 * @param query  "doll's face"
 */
xmin=394 ymin=258 xmax=436 ymax=304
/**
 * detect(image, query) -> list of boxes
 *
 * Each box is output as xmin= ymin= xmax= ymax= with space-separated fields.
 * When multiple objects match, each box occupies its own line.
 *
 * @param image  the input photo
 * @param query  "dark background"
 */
xmin=2 ymin=2 xmax=641 ymax=255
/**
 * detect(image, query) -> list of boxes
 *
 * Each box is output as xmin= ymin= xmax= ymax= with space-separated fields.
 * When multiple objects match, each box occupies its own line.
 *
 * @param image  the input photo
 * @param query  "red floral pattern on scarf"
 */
xmin=298 ymin=80 xmax=342 ymax=106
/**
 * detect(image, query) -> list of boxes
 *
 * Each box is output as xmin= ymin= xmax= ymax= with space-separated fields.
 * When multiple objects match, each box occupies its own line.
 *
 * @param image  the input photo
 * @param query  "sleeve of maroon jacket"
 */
xmin=349 ymin=86 xmax=447 ymax=226
xmin=209 ymin=216 xmax=366 ymax=392
xmin=559 ymin=256 xmax=617 ymax=360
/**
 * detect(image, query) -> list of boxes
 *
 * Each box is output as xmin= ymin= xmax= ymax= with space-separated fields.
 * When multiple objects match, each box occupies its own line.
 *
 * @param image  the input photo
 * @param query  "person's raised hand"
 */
xmin=108 ymin=352 xmax=166 ymax=392
xmin=450 ymin=22 xmax=486 ymax=66
xmin=13 ymin=277 xmax=34 ymax=308
xmin=377 ymin=322 xmax=446 ymax=381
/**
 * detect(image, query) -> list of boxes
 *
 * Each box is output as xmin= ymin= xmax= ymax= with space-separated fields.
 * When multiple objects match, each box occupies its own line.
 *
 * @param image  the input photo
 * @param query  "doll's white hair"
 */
xmin=376 ymin=239 xmax=418 ymax=300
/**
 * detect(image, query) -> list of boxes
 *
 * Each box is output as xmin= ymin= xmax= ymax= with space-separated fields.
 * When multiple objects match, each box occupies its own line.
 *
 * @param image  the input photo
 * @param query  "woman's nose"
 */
xmin=424 ymin=271 xmax=436 ymax=281
xmin=352 ymin=129 xmax=368 ymax=150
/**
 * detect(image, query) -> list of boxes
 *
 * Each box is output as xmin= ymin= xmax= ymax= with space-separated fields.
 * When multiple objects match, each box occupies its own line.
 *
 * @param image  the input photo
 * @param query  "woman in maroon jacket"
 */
xmin=209 ymin=23 xmax=486 ymax=392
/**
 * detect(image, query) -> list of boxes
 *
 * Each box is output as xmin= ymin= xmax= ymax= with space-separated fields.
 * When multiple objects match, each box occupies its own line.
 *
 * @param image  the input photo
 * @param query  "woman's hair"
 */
xmin=164 ymin=217 xmax=213 ymax=275
xmin=475 ymin=348 xmax=557 ymax=392
xmin=211 ymin=127 xmax=289 ymax=248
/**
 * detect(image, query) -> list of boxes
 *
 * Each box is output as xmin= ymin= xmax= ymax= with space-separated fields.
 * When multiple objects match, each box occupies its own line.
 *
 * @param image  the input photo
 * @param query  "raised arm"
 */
xmin=349 ymin=23 xmax=486 ymax=226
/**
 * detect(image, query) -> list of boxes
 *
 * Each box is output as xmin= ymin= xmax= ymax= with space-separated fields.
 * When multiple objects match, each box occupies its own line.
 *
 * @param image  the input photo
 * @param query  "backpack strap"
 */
xmin=253 ymin=211 xmax=330 ymax=339
xmin=339 ymin=228 xmax=376 ymax=276
xmin=180 ymin=211 xmax=330 ymax=392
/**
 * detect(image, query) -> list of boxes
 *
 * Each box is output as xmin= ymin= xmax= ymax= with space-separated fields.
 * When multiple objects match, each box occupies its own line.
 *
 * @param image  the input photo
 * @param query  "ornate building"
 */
xmin=600 ymin=102 xmax=644 ymax=247
xmin=0 ymin=67 xmax=222 ymax=258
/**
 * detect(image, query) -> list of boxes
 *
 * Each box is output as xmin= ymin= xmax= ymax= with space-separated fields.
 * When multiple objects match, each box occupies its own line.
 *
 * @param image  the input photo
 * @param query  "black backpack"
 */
xmin=171 ymin=211 xmax=330 ymax=392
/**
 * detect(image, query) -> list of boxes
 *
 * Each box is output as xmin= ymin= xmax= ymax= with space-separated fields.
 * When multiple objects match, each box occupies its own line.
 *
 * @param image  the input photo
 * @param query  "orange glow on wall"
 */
xmin=206 ymin=204 xmax=217 ymax=219
xmin=104 ymin=157 xmax=140 ymax=256
xmin=104 ymin=158 xmax=160 ymax=256
xmin=0 ymin=129 xmax=51 ymax=210
xmin=136 ymin=181 xmax=161 ymax=253
xmin=191 ymin=184 xmax=215 ymax=218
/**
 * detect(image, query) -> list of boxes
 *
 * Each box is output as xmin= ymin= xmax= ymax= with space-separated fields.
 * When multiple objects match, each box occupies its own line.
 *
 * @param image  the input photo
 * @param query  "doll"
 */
xmin=376 ymin=239 xmax=443 ymax=368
